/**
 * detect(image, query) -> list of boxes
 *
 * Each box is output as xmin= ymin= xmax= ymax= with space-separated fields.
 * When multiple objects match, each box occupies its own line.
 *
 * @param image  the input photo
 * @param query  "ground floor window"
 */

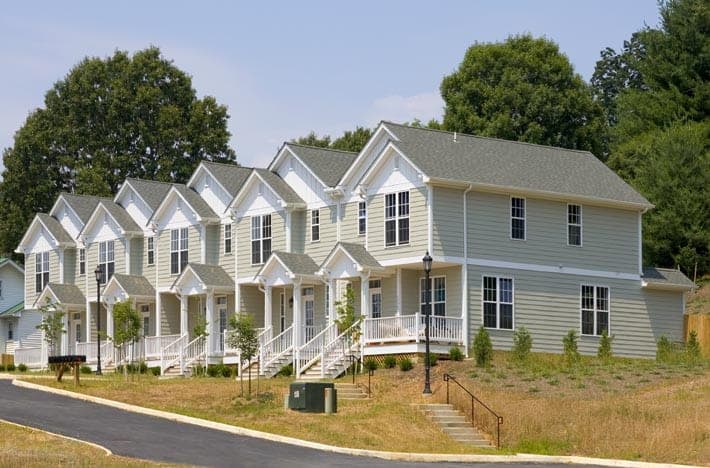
xmin=483 ymin=276 xmax=514 ymax=329
xmin=420 ymin=276 xmax=446 ymax=316
xmin=581 ymin=285 xmax=609 ymax=336
xmin=369 ymin=279 xmax=382 ymax=318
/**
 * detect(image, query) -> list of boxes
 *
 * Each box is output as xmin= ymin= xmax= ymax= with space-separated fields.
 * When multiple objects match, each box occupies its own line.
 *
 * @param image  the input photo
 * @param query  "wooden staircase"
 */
xmin=415 ymin=403 xmax=492 ymax=447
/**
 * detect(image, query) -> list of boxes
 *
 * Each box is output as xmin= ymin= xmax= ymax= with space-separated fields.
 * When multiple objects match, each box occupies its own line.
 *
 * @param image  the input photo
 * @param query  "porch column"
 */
xmin=206 ymin=291 xmax=215 ymax=356
xmin=328 ymin=278 xmax=336 ymax=325
xmin=106 ymin=302 xmax=114 ymax=341
xmin=264 ymin=286 xmax=273 ymax=332
xmin=155 ymin=293 xmax=162 ymax=336
xmin=360 ymin=272 xmax=370 ymax=318
xmin=293 ymin=281 xmax=302 ymax=346
xmin=61 ymin=308 xmax=69 ymax=355
xmin=180 ymin=294 xmax=188 ymax=336
xmin=396 ymin=268 xmax=402 ymax=316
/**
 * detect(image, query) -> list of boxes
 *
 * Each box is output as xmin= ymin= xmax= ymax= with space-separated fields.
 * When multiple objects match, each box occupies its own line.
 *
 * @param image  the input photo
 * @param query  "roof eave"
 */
xmin=641 ymin=281 xmax=695 ymax=292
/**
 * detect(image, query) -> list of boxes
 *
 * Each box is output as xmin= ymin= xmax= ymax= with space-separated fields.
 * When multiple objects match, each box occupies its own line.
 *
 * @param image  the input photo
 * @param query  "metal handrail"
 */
xmin=443 ymin=373 xmax=503 ymax=449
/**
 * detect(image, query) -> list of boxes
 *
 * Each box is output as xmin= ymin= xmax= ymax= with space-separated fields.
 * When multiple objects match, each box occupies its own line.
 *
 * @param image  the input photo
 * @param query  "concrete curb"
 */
xmin=12 ymin=379 xmax=696 ymax=467
xmin=0 ymin=417 xmax=113 ymax=456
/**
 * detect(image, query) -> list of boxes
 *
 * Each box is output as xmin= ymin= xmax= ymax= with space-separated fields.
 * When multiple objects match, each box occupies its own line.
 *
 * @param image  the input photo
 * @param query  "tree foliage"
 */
xmin=441 ymin=34 xmax=607 ymax=157
xmin=227 ymin=313 xmax=259 ymax=396
xmin=112 ymin=300 xmax=142 ymax=380
xmin=0 ymin=47 xmax=236 ymax=258
xmin=36 ymin=300 xmax=65 ymax=356
xmin=293 ymin=126 xmax=373 ymax=153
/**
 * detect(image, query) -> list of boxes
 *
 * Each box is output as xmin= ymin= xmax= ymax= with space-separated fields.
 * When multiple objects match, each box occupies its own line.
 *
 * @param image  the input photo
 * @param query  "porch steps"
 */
xmin=415 ymin=404 xmax=492 ymax=447
xmin=260 ymin=352 xmax=293 ymax=378
xmin=335 ymin=383 xmax=368 ymax=400
xmin=159 ymin=366 xmax=185 ymax=379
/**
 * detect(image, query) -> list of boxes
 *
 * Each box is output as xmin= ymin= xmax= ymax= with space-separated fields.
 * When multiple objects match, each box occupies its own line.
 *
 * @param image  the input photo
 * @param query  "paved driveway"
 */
xmin=0 ymin=380 xmax=596 ymax=468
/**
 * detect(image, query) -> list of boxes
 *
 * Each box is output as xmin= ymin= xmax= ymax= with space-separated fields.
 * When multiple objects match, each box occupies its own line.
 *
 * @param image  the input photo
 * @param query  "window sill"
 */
xmin=483 ymin=326 xmax=514 ymax=331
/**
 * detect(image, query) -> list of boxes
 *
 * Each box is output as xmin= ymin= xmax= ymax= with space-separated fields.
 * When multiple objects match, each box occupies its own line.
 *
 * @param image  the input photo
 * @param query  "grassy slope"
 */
xmin=687 ymin=276 xmax=710 ymax=315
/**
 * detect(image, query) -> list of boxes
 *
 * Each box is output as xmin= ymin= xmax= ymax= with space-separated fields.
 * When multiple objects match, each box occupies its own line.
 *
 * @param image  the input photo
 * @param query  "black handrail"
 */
xmin=443 ymin=373 xmax=503 ymax=448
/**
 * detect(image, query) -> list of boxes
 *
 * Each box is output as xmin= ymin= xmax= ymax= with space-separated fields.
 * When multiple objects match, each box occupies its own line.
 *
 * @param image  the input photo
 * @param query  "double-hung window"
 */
xmin=311 ymin=209 xmax=320 ymax=242
xmin=369 ymin=279 xmax=382 ymax=318
xmin=567 ymin=204 xmax=582 ymax=246
xmin=420 ymin=277 xmax=446 ymax=316
xmin=224 ymin=223 xmax=232 ymax=254
xmin=483 ymin=276 xmax=514 ymax=329
xmin=79 ymin=248 xmax=85 ymax=275
xmin=35 ymin=252 xmax=50 ymax=293
xmin=581 ymin=285 xmax=609 ymax=336
xmin=358 ymin=201 xmax=367 ymax=235
xmin=251 ymin=214 xmax=272 ymax=265
xmin=511 ymin=197 xmax=526 ymax=240
xmin=385 ymin=191 xmax=409 ymax=246
xmin=98 ymin=240 xmax=115 ymax=284
xmin=170 ymin=228 xmax=189 ymax=275
xmin=147 ymin=237 xmax=155 ymax=265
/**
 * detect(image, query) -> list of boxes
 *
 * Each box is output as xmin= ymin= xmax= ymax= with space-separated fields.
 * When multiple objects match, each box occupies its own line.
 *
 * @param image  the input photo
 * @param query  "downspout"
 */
xmin=462 ymin=184 xmax=473 ymax=356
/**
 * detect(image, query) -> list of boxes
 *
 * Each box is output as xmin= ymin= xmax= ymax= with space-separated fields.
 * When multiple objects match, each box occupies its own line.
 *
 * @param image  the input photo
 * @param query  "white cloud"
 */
xmin=366 ymin=92 xmax=444 ymax=126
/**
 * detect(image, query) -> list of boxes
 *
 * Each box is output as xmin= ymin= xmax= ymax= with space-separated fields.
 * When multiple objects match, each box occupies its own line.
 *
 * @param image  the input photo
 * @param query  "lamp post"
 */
xmin=94 ymin=265 xmax=103 ymax=376
xmin=422 ymin=251 xmax=432 ymax=395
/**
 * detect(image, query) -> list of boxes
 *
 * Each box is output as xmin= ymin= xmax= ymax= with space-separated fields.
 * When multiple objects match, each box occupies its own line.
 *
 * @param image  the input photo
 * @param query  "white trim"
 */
xmin=310 ymin=208 xmax=320 ymax=243
xmin=357 ymin=142 xmax=427 ymax=189
xmin=566 ymin=203 xmax=583 ymax=247
xmin=481 ymin=275 xmax=515 ymax=330
xmin=510 ymin=196 xmax=526 ymax=241
xmin=0 ymin=259 xmax=24 ymax=275
xmin=48 ymin=195 xmax=83 ymax=230
xmin=186 ymin=162 xmax=232 ymax=201
xmin=467 ymin=257 xmax=640 ymax=281
xmin=579 ymin=284 xmax=611 ymax=337
xmin=637 ymin=212 xmax=643 ymax=276
xmin=78 ymin=201 xmax=142 ymax=240
xmin=272 ymin=145 xmax=331 ymax=189
xmin=338 ymin=123 xmax=399 ymax=187
xmin=383 ymin=190 xmax=410 ymax=248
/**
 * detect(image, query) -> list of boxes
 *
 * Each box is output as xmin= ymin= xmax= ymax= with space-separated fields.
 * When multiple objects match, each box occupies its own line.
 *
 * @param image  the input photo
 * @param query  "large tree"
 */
xmin=440 ymin=35 xmax=607 ymax=157
xmin=293 ymin=126 xmax=373 ymax=153
xmin=0 ymin=47 xmax=236 ymax=258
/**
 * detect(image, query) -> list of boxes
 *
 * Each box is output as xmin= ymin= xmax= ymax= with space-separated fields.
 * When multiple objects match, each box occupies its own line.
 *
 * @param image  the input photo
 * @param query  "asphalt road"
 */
xmin=0 ymin=380 xmax=599 ymax=468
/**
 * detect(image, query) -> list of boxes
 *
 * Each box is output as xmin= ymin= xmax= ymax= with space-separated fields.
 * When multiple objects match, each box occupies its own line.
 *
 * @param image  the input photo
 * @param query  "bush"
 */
xmin=206 ymin=364 xmax=220 ymax=377
xmin=449 ymin=346 xmax=464 ymax=361
xmin=17 ymin=363 xmax=28 ymax=372
xmin=423 ymin=354 xmax=438 ymax=367
xmin=383 ymin=356 xmax=397 ymax=368
xmin=276 ymin=363 xmax=293 ymax=377
xmin=192 ymin=364 xmax=205 ymax=377
xmin=363 ymin=358 xmax=378 ymax=371
xmin=398 ymin=357 xmax=414 ymax=371
xmin=472 ymin=327 xmax=493 ymax=367
xmin=656 ymin=335 xmax=675 ymax=363
xmin=685 ymin=331 xmax=702 ymax=364
xmin=80 ymin=365 xmax=92 ymax=374
xmin=149 ymin=366 xmax=161 ymax=376
xmin=0 ymin=364 xmax=5 ymax=372
xmin=562 ymin=330 xmax=580 ymax=365
xmin=222 ymin=365 xmax=234 ymax=378
xmin=138 ymin=361 xmax=148 ymax=374
xmin=511 ymin=327 xmax=533 ymax=363
xmin=6 ymin=363 xmax=15 ymax=372
xmin=597 ymin=329 xmax=613 ymax=361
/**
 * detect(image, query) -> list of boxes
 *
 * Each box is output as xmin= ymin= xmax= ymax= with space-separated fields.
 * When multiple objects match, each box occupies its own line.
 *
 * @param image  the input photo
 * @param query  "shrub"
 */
xmin=207 ymin=364 xmax=220 ymax=377
xmin=80 ymin=365 xmax=92 ymax=374
xmin=0 ymin=364 xmax=5 ymax=372
xmin=363 ymin=358 xmax=378 ymax=371
xmin=449 ymin=346 xmax=464 ymax=361
xmin=472 ymin=327 xmax=493 ymax=367
xmin=222 ymin=365 xmax=234 ymax=378
xmin=383 ymin=356 xmax=397 ymax=368
xmin=685 ymin=331 xmax=702 ymax=365
xmin=138 ymin=361 xmax=148 ymax=374
xmin=6 ymin=363 xmax=15 ymax=372
xmin=17 ymin=363 xmax=28 ymax=372
xmin=276 ymin=363 xmax=293 ymax=377
xmin=149 ymin=366 xmax=161 ymax=376
xmin=656 ymin=335 xmax=675 ymax=363
xmin=398 ymin=357 xmax=414 ymax=371
xmin=562 ymin=330 xmax=580 ymax=365
xmin=511 ymin=327 xmax=533 ymax=363
xmin=423 ymin=354 xmax=438 ymax=367
xmin=597 ymin=329 xmax=613 ymax=361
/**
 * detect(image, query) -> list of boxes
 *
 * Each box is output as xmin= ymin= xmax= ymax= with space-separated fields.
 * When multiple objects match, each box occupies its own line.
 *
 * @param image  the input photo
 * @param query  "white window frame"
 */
xmin=310 ymin=209 xmax=320 ymax=242
xmin=147 ymin=236 xmax=155 ymax=265
xmin=35 ymin=251 xmax=49 ymax=293
xmin=79 ymin=248 xmax=86 ymax=275
xmin=510 ymin=196 xmax=526 ymax=240
xmin=358 ymin=201 xmax=367 ymax=236
xmin=224 ymin=223 xmax=232 ymax=254
xmin=279 ymin=292 xmax=286 ymax=332
xmin=419 ymin=276 xmax=446 ymax=317
xmin=384 ymin=190 xmax=410 ymax=247
xmin=7 ymin=321 xmax=13 ymax=340
xmin=324 ymin=284 xmax=330 ymax=320
xmin=567 ymin=204 xmax=583 ymax=247
xmin=580 ymin=284 xmax=610 ymax=336
xmin=481 ymin=275 xmax=514 ymax=330
xmin=170 ymin=228 xmax=189 ymax=275
xmin=250 ymin=214 xmax=272 ymax=265
xmin=98 ymin=240 xmax=115 ymax=284
xmin=369 ymin=279 xmax=382 ymax=318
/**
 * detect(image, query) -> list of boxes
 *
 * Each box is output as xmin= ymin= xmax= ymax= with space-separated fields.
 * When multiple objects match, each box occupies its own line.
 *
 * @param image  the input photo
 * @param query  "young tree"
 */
xmin=227 ymin=313 xmax=259 ymax=397
xmin=36 ymin=300 xmax=65 ymax=357
xmin=112 ymin=301 xmax=142 ymax=380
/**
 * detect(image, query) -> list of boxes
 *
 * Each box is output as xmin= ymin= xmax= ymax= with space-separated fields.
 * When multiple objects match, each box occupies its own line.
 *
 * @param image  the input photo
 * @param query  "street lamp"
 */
xmin=94 ymin=265 xmax=103 ymax=376
xmin=422 ymin=251 xmax=433 ymax=395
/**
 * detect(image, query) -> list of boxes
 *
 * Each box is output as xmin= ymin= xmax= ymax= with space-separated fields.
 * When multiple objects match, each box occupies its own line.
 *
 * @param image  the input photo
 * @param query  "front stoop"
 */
xmin=414 ymin=403 xmax=492 ymax=447
xmin=335 ymin=383 xmax=368 ymax=401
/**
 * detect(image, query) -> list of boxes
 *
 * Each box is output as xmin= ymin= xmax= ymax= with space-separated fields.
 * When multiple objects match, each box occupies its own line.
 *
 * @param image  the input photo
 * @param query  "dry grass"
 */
xmin=0 ymin=420 xmax=170 ymax=467
xmin=23 ymin=351 xmax=710 ymax=465
xmin=688 ymin=276 xmax=710 ymax=314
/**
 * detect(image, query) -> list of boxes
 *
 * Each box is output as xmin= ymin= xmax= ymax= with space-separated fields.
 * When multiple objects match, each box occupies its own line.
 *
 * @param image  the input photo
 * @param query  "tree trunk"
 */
xmin=248 ymin=359 xmax=252 ymax=397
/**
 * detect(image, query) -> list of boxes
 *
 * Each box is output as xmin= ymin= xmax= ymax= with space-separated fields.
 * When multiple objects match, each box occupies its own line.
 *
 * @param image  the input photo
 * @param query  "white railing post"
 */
xmin=415 ymin=312 xmax=421 ymax=343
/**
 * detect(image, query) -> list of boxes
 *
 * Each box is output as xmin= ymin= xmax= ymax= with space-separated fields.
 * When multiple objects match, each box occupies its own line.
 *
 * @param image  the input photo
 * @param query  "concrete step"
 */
xmin=414 ymin=404 xmax=493 ymax=447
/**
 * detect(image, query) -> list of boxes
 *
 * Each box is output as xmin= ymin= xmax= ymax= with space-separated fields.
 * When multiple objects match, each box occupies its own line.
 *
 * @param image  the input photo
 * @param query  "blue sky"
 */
xmin=0 ymin=1 xmax=660 ymax=170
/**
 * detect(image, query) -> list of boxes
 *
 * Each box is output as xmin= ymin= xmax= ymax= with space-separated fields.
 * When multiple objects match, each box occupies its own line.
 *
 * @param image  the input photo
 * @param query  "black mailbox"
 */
xmin=288 ymin=382 xmax=336 ymax=413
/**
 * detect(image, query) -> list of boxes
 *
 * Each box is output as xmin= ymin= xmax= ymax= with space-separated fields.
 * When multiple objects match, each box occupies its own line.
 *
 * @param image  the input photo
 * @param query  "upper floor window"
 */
xmin=147 ymin=237 xmax=155 ymax=265
xmin=98 ymin=240 xmax=115 ymax=284
xmin=511 ymin=197 xmax=526 ymax=240
xmin=483 ymin=276 xmax=513 ymax=329
xmin=224 ymin=223 xmax=232 ymax=254
xmin=567 ymin=204 xmax=582 ymax=246
xmin=385 ymin=191 xmax=409 ymax=246
xmin=35 ymin=252 xmax=49 ymax=293
xmin=251 ymin=214 xmax=272 ymax=265
xmin=79 ymin=248 xmax=85 ymax=275
xmin=358 ymin=201 xmax=367 ymax=235
xmin=170 ymin=228 xmax=189 ymax=275
xmin=420 ymin=276 xmax=446 ymax=316
xmin=581 ymin=285 xmax=609 ymax=336
xmin=311 ymin=209 xmax=320 ymax=242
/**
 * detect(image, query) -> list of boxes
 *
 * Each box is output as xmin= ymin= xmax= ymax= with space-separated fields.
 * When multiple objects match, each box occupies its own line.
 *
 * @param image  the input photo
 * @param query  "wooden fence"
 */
xmin=684 ymin=314 xmax=710 ymax=358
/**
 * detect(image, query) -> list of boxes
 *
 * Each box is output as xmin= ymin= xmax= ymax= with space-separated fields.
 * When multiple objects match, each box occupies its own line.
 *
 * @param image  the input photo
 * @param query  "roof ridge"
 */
xmin=125 ymin=177 xmax=179 ymax=187
xmin=383 ymin=121 xmax=592 ymax=156
xmin=286 ymin=142 xmax=358 ymax=155
xmin=59 ymin=192 xmax=111 ymax=200
xmin=202 ymin=161 xmax=247 ymax=169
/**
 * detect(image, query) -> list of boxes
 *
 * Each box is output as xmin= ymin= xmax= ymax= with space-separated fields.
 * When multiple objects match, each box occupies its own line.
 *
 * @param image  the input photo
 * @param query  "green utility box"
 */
xmin=288 ymin=382 xmax=336 ymax=413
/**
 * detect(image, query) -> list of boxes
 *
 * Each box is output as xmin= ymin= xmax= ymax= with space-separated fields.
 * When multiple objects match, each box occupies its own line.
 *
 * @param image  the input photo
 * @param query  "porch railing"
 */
xmin=362 ymin=313 xmax=464 ymax=345
xmin=221 ymin=327 xmax=270 ymax=356
xmin=320 ymin=319 xmax=362 ymax=378
xmin=295 ymin=322 xmax=339 ymax=377
xmin=14 ymin=347 xmax=43 ymax=368
xmin=260 ymin=325 xmax=293 ymax=374
xmin=180 ymin=336 xmax=206 ymax=373
xmin=146 ymin=334 xmax=181 ymax=359
xmin=160 ymin=334 xmax=188 ymax=375
xmin=76 ymin=341 xmax=113 ymax=365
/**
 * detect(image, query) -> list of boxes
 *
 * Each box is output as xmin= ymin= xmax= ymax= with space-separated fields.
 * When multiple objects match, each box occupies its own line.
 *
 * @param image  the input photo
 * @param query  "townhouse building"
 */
xmin=14 ymin=122 xmax=694 ymax=377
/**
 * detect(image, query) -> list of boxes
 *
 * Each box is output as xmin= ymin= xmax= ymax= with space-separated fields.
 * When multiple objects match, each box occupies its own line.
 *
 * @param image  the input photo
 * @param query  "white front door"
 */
xmin=303 ymin=287 xmax=314 ymax=341
xmin=70 ymin=312 xmax=82 ymax=353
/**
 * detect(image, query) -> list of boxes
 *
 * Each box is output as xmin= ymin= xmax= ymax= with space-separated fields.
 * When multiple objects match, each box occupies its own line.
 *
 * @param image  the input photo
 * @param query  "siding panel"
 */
xmin=236 ymin=212 xmax=286 ymax=279
xmin=367 ymin=187 xmax=428 ymax=262
xmin=433 ymin=187 xmax=464 ymax=258
xmin=341 ymin=201 xmax=365 ymax=245
xmin=304 ymin=206 xmax=338 ymax=264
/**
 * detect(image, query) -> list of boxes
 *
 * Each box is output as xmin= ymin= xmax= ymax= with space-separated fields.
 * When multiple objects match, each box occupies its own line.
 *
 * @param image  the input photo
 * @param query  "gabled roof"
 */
xmin=280 ymin=143 xmax=358 ymax=187
xmin=79 ymin=200 xmax=142 ymax=239
xmin=320 ymin=242 xmax=384 ymax=273
xmin=120 ymin=178 xmax=173 ymax=211
xmin=196 ymin=161 xmax=252 ymax=198
xmin=172 ymin=263 xmax=234 ymax=290
xmin=148 ymin=184 xmax=219 ymax=225
xmin=0 ymin=257 xmax=23 ymax=274
xmin=52 ymin=193 xmax=109 ymax=224
xmin=257 ymin=251 xmax=320 ymax=279
xmin=642 ymin=267 xmax=695 ymax=291
xmin=0 ymin=302 xmax=23 ymax=318
xmin=104 ymin=274 xmax=155 ymax=298
xmin=37 ymin=283 xmax=85 ymax=307
xmin=358 ymin=122 xmax=652 ymax=209
xmin=36 ymin=213 xmax=74 ymax=244
xmin=253 ymin=169 xmax=304 ymax=205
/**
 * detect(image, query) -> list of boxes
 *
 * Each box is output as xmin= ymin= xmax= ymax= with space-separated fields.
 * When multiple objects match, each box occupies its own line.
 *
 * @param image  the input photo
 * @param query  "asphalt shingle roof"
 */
xmin=253 ymin=169 xmax=304 ymax=205
xmin=0 ymin=302 xmax=23 ymax=317
xmin=109 ymin=274 xmax=155 ymax=297
xmin=383 ymin=122 xmax=651 ymax=207
xmin=60 ymin=193 xmax=110 ymax=223
xmin=124 ymin=178 xmax=173 ymax=211
xmin=285 ymin=144 xmax=357 ymax=187
xmin=331 ymin=242 xmax=383 ymax=270
xmin=172 ymin=185 xmax=218 ymax=220
xmin=201 ymin=162 xmax=252 ymax=197
xmin=99 ymin=201 xmax=142 ymax=233
xmin=46 ymin=283 xmax=85 ymax=306
xmin=642 ymin=267 xmax=695 ymax=289
xmin=269 ymin=251 xmax=320 ymax=276
xmin=183 ymin=263 xmax=233 ymax=288
xmin=37 ymin=214 xmax=73 ymax=244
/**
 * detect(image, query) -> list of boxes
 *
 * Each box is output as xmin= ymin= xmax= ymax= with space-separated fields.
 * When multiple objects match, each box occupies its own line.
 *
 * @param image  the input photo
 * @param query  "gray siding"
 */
xmin=341 ymin=201 xmax=365 ymax=245
xmin=218 ymin=224 xmax=236 ymax=278
xmin=291 ymin=211 xmax=306 ymax=254
xmin=467 ymin=191 xmax=639 ymax=274
xmin=432 ymin=187 xmax=464 ymax=258
xmin=466 ymin=265 xmax=684 ymax=358
xmin=24 ymin=251 xmax=61 ymax=308
xmin=239 ymin=284 xmax=264 ymax=328
xmin=304 ymin=206 xmax=337 ymax=264
xmin=63 ymin=249 xmax=76 ymax=284
xmin=367 ymin=187 xmax=428 ymax=262
xmin=206 ymin=224 xmax=219 ymax=265
xmin=131 ymin=237 xmax=144 ymax=276
xmin=159 ymin=293 xmax=180 ymax=335
xmin=156 ymin=225 xmax=201 ymax=289
xmin=235 ymin=212 xmax=286 ymax=279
